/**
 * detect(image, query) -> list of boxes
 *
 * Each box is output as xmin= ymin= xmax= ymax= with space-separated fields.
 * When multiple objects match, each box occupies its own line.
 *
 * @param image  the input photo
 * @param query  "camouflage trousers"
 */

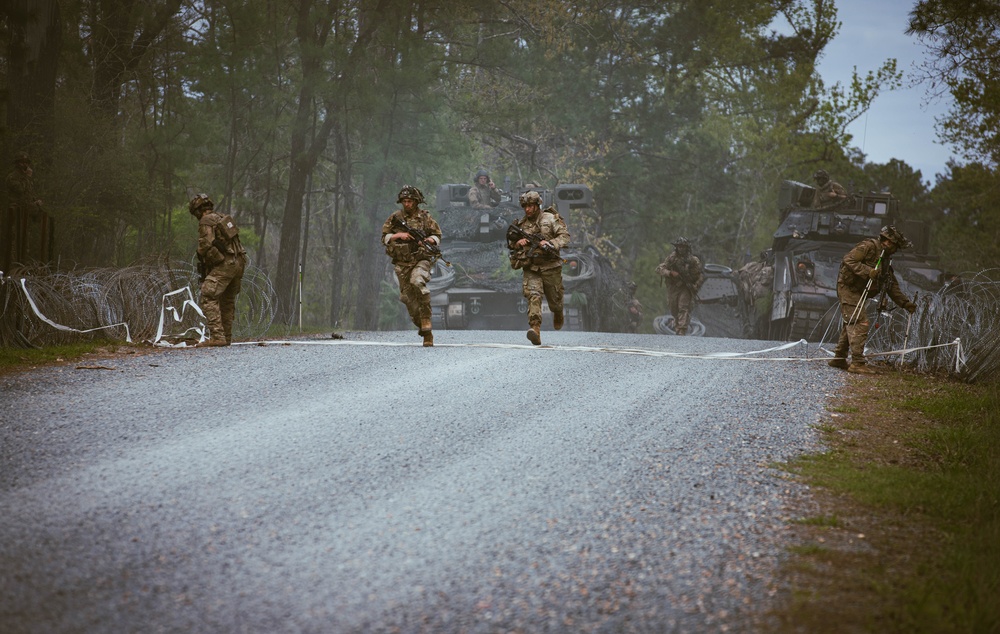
xmin=666 ymin=285 xmax=695 ymax=334
xmin=394 ymin=259 xmax=434 ymax=328
xmin=522 ymin=266 xmax=564 ymax=328
xmin=834 ymin=301 xmax=869 ymax=363
xmin=200 ymin=255 xmax=245 ymax=343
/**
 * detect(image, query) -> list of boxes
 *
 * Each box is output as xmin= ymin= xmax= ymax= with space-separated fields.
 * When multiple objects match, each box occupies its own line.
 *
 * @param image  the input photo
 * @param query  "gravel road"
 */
xmin=0 ymin=330 xmax=843 ymax=632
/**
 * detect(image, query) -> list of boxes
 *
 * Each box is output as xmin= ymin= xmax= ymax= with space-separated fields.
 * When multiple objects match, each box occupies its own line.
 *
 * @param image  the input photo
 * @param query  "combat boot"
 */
xmin=847 ymin=362 xmax=877 ymax=375
xmin=553 ymin=310 xmax=564 ymax=331
xmin=200 ymin=338 xmax=228 ymax=348
xmin=676 ymin=328 xmax=687 ymax=336
xmin=422 ymin=331 xmax=434 ymax=347
xmin=418 ymin=316 xmax=432 ymax=336
xmin=526 ymin=325 xmax=541 ymax=346
xmin=828 ymin=358 xmax=849 ymax=370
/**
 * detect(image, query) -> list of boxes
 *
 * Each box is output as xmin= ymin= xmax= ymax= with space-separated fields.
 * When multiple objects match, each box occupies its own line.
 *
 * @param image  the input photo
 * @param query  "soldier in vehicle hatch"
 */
xmin=468 ymin=169 xmax=502 ymax=209
xmin=381 ymin=185 xmax=443 ymax=347
xmin=190 ymin=194 xmax=248 ymax=347
xmin=811 ymin=169 xmax=849 ymax=209
xmin=655 ymin=237 xmax=704 ymax=336
xmin=829 ymin=225 xmax=916 ymax=374
xmin=507 ymin=190 xmax=570 ymax=346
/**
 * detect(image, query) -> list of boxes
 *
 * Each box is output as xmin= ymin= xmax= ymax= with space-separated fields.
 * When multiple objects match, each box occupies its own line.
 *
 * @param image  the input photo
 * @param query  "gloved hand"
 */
xmin=868 ymin=267 xmax=880 ymax=280
xmin=905 ymin=302 xmax=917 ymax=314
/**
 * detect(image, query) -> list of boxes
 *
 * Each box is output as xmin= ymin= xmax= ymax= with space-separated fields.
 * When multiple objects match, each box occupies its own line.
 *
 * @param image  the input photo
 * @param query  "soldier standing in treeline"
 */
xmin=655 ymin=237 xmax=704 ymax=336
xmin=507 ymin=190 xmax=570 ymax=346
xmin=829 ymin=225 xmax=916 ymax=374
xmin=190 ymin=194 xmax=247 ymax=347
xmin=381 ymin=185 xmax=442 ymax=347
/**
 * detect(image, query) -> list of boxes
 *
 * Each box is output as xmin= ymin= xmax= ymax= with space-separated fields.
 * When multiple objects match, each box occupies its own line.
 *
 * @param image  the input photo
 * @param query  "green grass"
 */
xmin=780 ymin=378 xmax=1000 ymax=633
xmin=0 ymin=340 xmax=129 ymax=372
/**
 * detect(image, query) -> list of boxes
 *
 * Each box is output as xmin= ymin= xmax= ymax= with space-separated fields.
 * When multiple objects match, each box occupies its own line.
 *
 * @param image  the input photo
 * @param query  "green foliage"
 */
xmin=11 ymin=0 xmax=991 ymax=330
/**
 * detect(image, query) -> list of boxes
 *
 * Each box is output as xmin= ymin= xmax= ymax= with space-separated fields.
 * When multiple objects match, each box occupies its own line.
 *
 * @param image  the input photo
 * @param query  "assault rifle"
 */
xmin=848 ymin=248 xmax=885 ymax=326
xmin=392 ymin=216 xmax=450 ymax=266
xmin=506 ymin=223 xmax=564 ymax=261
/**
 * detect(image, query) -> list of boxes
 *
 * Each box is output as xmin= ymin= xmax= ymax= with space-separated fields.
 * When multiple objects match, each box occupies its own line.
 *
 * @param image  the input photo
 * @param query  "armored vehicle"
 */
xmin=422 ymin=181 xmax=628 ymax=331
xmin=736 ymin=180 xmax=942 ymax=341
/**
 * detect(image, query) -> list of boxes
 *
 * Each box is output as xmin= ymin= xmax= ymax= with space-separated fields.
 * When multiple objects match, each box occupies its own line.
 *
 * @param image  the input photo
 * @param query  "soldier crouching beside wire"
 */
xmin=655 ymin=237 xmax=704 ymax=335
xmin=190 ymin=194 xmax=247 ymax=347
xmin=830 ymin=225 xmax=916 ymax=374
xmin=507 ymin=190 xmax=570 ymax=346
xmin=381 ymin=185 xmax=442 ymax=347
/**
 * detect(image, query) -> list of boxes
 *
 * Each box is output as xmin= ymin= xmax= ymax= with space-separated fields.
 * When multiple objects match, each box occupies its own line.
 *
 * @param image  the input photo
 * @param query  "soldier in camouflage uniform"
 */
xmin=811 ymin=169 xmax=849 ymax=209
xmin=382 ymin=185 xmax=442 ymax=347
xmin=6 ymin=152 xmax=42 ymax=214
xmin=830 ymin=225 xmax=916 ymax=374
xmin=190 ymin=194 xmax=248 ymax=347
xmin=468 ymin=169 xmax=501 ymax=209
xmin=507 ymin=190 xmax=570 ymax=345
xmin=655 ymin=237 xmax=704 ymax=336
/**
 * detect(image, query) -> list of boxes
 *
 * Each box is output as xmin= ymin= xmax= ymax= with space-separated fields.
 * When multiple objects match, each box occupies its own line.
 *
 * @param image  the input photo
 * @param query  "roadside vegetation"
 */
xmin=0 ymin=340 xmax=143 ymax=375
xmin=772 ymin=372 xmax=1000 ymax=632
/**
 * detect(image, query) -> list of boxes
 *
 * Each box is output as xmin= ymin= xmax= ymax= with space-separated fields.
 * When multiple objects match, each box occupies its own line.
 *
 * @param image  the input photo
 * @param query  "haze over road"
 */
xmin=1 ymin=331 xmax=841 ymax=632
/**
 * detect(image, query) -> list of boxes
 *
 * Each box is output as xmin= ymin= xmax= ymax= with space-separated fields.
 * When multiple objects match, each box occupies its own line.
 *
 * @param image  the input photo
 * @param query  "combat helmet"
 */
xmin=13 ymin=152 xmax=31 ymax=167
xmin=188 ymin=193 xmax=214 ymax=216
xmin=475 ymin=169 xmax=490 ymax=180
xmin=519 ymin=190 xmax=543 ymax=207
xmin=813 ymin=169 xmax=830 ymax=185
xmin=397 ymin=185 xmax=425 ymax=204
xmin=672 ymin=237 xmax=691 ymax=248
xmin=880 ymin=225 xmax=912 ymax=249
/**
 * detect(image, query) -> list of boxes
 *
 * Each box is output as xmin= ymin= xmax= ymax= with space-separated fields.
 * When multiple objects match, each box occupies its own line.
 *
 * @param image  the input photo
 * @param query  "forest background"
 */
xmin=1 ymin=0 xmax=997 ymax=330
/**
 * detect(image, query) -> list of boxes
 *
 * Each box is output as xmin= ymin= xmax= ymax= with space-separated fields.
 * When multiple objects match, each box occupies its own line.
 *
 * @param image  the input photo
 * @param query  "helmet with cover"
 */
xmin=13 ymin=152 xmax=32 ymax=167
xmin=519 ymin=190 xmax=543 ymax=208
xmin=879 ymin=225 xmax=912 ymax=249
xmin=397 ymin=185 xmax=425 ymax=204
xmin=813 ymin=169 xmax=830 ymax=185
xmin=188 ymin=194 xmax=214 ymax=216
xmin=475 ymin=169 xmax=490 ymax=180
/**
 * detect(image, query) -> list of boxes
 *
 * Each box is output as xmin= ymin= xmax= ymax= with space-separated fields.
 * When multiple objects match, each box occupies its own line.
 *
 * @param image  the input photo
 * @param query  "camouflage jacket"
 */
xmin=198 ymin=210 xmax=246 ymax=268
xmin=812 ymin=180 xmax=848 ymax=208
xmin=837 ymin=237 xmax=912 ymax=309
xmin=381 ymin=208 xmax=443 ymax=265
xmin=468 ymin=182 xmax=501 ymax=209
xmin=6 ymin=169 xmax=39 ymax=211
xmin=655 ymin=252 xmax=704 ymax=293
xmin=507 ymin=209 xmax=570 ymax=271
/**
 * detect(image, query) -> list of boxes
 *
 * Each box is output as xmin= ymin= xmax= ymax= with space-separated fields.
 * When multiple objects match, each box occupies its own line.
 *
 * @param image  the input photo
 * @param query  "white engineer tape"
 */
xmin=237 ymin=337 xmax=965 ymax=370
xmin=152 ymin=287 xmax=206 ymax=346
xmin=19 ymin=278 xmax=132 ymax=343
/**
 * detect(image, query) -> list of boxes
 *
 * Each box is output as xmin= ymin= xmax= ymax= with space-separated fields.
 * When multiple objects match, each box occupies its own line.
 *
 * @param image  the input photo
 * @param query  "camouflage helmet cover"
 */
xmin=519 ymin=190 xmax=543 ymax=207
xmin=397 ymin=185 xmax=425 ymax=204
xmin=672 ymin=237 xmax=691 ymax=248
xmin=188 ymin=193 xmax=214 ymax=215
xmin=879 ymin=225 xmax=912 ymax=249
xmin=813 ymin=169 xmax=830 ymax=184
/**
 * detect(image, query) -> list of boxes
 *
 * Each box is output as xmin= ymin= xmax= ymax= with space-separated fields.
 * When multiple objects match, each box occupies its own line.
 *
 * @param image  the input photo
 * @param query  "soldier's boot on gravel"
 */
xmin=553 ymin=310 xmax=564 ymax=331
xmin=200 ymin=338 xmax=229 ymax=348
xmin=526 ymin=325 xmax=541 ymax=346
xmin=847 ymin=362 xmax=877 ymax=375
xmin=418 ymin=315 xmax=434 ymax=347
xmin=676 ymin=327 xmax=687 ymax=336
xmin=828 ymin=358 xmax=849 ymax=370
